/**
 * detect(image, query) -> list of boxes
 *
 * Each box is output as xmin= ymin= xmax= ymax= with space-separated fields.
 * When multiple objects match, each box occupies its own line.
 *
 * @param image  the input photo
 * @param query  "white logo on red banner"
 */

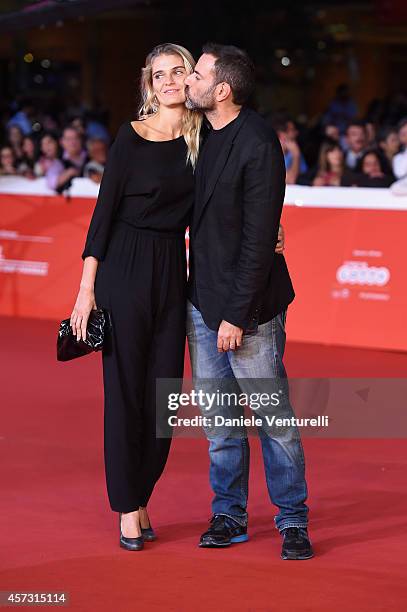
xmin=336 ymin=261 xmax=390 ymax=286
xmin=0 ymin=246 xmax=48 ymax=276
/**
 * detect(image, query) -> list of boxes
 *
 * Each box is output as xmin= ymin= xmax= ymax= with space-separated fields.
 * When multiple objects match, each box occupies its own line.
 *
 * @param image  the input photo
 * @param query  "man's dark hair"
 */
xmin=270 ymin=119 xmax=289 ymax=134
xmin=269 ymin=112 xmax=293 ymax=134
xmin=345 ymin=119 xmax=366 ymax=133
xmin=202 ymin=42 xmax=255 ymax=106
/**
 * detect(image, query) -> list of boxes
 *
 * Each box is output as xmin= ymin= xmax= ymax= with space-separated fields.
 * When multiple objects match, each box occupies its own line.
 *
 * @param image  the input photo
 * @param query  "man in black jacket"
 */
xmin=184 ymin=44 xmax=312 ymax=560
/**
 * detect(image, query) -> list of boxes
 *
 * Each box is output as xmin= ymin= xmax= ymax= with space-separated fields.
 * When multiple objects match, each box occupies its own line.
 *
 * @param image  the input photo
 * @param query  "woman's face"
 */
xmin=23 ymin=137 xmax=35 ymax=157
xmin=71 ymin=118 xmax=85 ymax=136
xmin=1 ymin=147 xmax=15 ymax=167
xmin=383 ymin=132 xmax=400 ymax=156
xmin=61 ymin=128 xmax=82 ymax=155
xmin=327 ymin=147 xmax=343 ymax=167
xmin=8 ymin=125 xmax=23 ymax=146
xmin=362 ymin=153 xmax=381 ymax=176
xmin=41 ymin=135 xmax=58 ymax=158
xmin=151 ymin=53 xmax=188 ymax=107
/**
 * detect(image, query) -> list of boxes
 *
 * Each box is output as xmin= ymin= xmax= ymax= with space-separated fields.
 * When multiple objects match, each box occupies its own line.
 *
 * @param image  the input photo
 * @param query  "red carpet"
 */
xmin=1 ymin=316 xmax=407 ymax=611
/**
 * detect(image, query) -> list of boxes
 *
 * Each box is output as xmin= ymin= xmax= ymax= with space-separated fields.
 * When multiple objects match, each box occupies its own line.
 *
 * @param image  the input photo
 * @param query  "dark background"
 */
xmin=1 ymin=0 xmax=407 ymax=133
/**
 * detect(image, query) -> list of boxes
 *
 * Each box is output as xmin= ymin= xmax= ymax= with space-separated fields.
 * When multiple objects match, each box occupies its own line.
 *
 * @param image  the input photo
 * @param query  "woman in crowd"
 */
xmin=312 ymin=140 xmax=352 ymax=186
xmin=6 ymin=124 xmax=25 ymax=164
xmin=18 ymin=135 xmax=39 ymax=178
xmin=34 ymin=132 xmax=65 ymax=190
xmin=351 ymin=149 xmax=395 ymax=187
xmin=0 ymin=146 xmax=18 ymax=175
xmin=377 ymin=126 xmax=399 ymax=176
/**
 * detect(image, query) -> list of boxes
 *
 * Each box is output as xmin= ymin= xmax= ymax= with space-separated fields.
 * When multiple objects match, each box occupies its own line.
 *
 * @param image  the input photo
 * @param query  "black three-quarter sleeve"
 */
xmin=81 ymin=123 xmax=127 ymax=261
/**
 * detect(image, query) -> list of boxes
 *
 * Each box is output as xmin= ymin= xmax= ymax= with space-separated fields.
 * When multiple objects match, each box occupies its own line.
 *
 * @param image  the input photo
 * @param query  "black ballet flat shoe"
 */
xmin=141 ymin=526 xmax=157 ymax=542
xmin=119 ymin=513 xmax=144 ymax=551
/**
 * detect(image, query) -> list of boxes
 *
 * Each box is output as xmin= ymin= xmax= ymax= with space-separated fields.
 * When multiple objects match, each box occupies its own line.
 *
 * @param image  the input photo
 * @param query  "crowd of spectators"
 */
xmin=1 ymin=86 xmax=407 ymax=191
xmin=272 ymin=114 xmax=406 ymax=189
xmin=0 ymin=98 xmax=110 ymax=192
xmin=269 ymin=85 xmax=407 ymax=189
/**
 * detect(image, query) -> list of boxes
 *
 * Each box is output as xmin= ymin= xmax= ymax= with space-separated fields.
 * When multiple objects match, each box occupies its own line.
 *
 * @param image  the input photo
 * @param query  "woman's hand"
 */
xmin=313 ymin=175 xmax=325 ymax=187
xmin=70 ymin=284 xmax=97 ymax=342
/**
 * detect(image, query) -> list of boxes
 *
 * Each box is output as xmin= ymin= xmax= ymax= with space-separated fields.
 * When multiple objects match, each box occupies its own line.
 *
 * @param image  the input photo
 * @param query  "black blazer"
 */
xmin=188 ymin=107 xmax=295 ymax=331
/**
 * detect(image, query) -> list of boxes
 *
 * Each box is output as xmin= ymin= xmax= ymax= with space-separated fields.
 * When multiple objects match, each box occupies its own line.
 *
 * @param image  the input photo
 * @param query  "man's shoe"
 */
xmin=199 ymin=514 xmax=249 ymax=548
xmin=280 ymin=527 xmax=313 ymax=560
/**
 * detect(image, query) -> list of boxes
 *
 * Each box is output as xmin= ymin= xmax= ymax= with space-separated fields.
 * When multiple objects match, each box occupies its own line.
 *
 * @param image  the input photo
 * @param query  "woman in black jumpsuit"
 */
xmin=70 ymin=44 xmax=201 ymax=549
xmin=83 ymin=122 xmax=194 ymax=510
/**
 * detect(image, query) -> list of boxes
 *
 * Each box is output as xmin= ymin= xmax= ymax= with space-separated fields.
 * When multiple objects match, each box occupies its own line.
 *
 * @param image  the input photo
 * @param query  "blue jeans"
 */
xmin=186 ymin=300 xmax=309 ymax=532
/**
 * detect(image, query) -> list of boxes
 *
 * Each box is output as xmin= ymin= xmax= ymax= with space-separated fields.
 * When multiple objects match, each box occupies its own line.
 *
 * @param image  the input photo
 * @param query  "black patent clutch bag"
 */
xmin=57 ymin=307 xmax=111 ymax=361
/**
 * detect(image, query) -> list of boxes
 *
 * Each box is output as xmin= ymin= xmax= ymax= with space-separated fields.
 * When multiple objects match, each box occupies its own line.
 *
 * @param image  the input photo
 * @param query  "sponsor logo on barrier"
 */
xmin=331 ymin=288 xmax=350 ymax=299
xmin=336 ymin=261 xmax=390 ymax=287
xmin=0 ymin=246 xmax=48 ymax=276
xmin=0 ymin=229 xmax=53 ymax=243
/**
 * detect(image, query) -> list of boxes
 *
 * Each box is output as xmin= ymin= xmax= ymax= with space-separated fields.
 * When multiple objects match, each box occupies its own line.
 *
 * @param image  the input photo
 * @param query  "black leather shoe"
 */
xmin=199 ymin=514 xmax=249 ymax=548
xmin=281 ymin=527 xmax=313 ymax=560
xmin=141 ymin=526 xmax=157 ymax=542
xmin=119 ymin=513 xmax=144 ymax=551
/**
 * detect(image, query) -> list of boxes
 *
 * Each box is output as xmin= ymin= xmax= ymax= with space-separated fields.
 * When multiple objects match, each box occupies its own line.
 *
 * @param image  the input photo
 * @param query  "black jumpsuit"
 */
xmin=81 ymin=121 xmax=194 ymax=513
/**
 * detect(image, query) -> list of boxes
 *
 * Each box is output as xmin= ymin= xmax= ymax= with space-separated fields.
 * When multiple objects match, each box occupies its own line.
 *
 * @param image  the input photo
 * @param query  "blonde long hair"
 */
xmin=139 ymin=43 xmax=202 ymax=168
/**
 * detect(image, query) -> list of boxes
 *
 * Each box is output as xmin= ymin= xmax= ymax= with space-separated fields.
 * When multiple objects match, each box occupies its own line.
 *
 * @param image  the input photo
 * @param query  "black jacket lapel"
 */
xmin=193 ymin=107 xmax=250 ymax=234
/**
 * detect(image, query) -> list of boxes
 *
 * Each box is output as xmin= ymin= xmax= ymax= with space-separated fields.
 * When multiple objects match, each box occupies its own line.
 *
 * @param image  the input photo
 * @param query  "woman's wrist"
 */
xmin=79 ymin=281 xmax=95 ymax=291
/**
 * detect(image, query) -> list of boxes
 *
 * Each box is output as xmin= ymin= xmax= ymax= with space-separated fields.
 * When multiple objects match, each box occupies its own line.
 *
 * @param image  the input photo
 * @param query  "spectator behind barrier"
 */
xmin=348 ymin=149 xmax=395 ymax=188
xmin=6 ymin=97 xmax=34 ymax=135
xmin=323 ymin=123 xmax=340 ymax=143
xmin=365 ymin=122 xmax=377 ymax=148
xmin=34 ymin=131 xmax=65 ymax=191
xmin=6 ymin=124 xmax=25 ymax=165
xmin=392 ymin=118 xmax=407 ymax=179
xmin=18 ymin=135 xmax=40 ymax=179
xmin=343 ymin=120 xmax=367 ymax=170
xmin=56 ymin=126 xmax=88 ymax=193
xmin=312 ymin=140 xmax=355 ymax=187
xmin=0 ymin=146 xmax=18 ymax=176
xmin=83 ymin=137 xmax=107 ymax=184
xmin=272 ymin=115 xmax=308 ymax=185
xmin=323 ymin=84 xmax=358 ymax=135
xmin=378 ymin=126 xmax=400 ymax=176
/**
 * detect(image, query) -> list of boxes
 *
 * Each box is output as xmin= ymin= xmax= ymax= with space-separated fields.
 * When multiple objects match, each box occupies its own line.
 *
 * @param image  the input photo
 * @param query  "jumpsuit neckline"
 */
xmin=128 ymin=121 xmax=184 ymax=144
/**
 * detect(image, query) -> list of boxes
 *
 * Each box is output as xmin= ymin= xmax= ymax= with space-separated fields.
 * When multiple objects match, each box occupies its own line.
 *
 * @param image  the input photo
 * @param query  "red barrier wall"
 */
xmin=1 ymin=192 xmax=406 ymax=351
xmin=0 ymin=194 xmax=94 ymax=320
xmin=281 ymin=206 xmax=407 ymax=351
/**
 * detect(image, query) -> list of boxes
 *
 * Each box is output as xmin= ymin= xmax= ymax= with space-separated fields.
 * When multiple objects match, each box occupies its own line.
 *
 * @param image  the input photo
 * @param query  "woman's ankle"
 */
xmin=120 ymin=510 xmax=142 ymax=537
xmin=138 ymin=506 xmax=150 ymax=529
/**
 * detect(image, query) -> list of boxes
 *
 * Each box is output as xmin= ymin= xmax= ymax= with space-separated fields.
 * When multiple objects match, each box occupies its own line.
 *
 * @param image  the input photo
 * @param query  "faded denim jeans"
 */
xmin=186 ymin=300 xmax=309 ymax=532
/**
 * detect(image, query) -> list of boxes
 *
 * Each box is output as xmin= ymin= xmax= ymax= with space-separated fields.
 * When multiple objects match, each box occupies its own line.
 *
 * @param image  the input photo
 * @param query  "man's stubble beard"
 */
xmin=184 ymin=85 xmax=217 ymax=112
